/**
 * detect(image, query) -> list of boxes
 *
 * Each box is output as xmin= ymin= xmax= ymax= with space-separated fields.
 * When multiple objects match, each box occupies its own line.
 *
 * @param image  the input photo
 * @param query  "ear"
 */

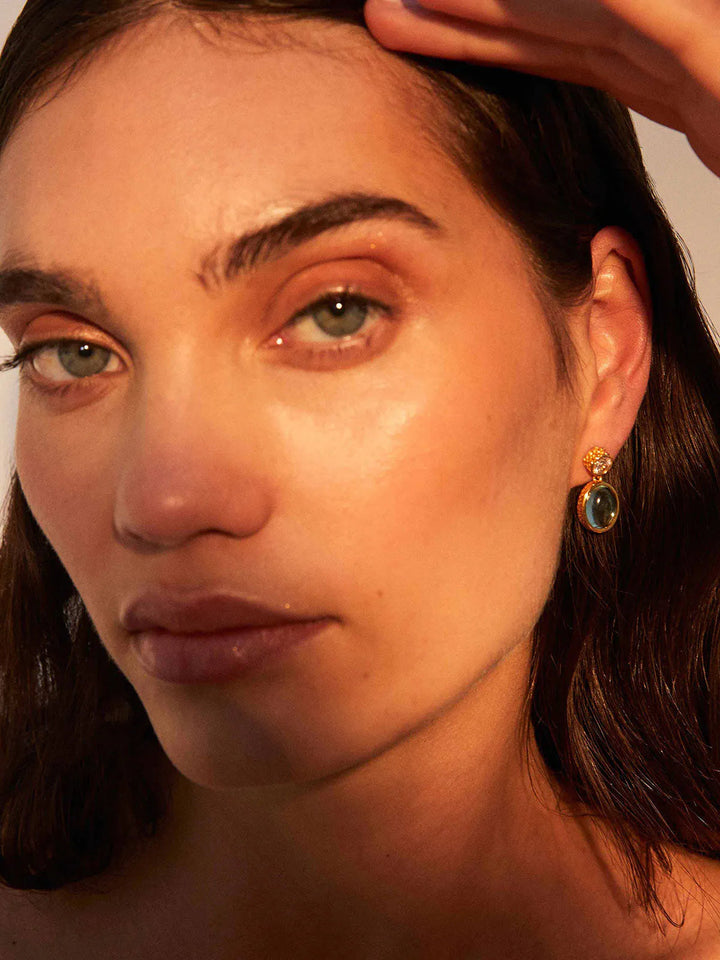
xmin=568 ymin=226 xmax=653 ymax=489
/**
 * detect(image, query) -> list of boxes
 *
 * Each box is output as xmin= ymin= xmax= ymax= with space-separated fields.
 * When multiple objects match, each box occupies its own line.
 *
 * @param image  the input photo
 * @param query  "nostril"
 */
xmin=112 ymin=520 xmax=170 ymax=552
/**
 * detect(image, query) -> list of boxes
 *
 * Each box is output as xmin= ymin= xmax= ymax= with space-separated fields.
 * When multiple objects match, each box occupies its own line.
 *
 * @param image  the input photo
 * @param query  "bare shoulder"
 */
xmin=0 ymin=858 xmax=237 ymax=960
xmin=651 ymin=853 xmax=720 ymax=960
xmin=0 ymin=873 xmax=184 ymax=960
xmin=0 ymin=883 xmax=62 ymax=959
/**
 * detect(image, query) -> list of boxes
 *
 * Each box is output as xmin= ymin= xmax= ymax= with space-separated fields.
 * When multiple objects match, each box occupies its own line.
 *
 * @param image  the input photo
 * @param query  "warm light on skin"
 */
xmin=0 ymin=13 xmax=586 ymax=788
xmin=0 ymin=14 xmax=672 ymax=958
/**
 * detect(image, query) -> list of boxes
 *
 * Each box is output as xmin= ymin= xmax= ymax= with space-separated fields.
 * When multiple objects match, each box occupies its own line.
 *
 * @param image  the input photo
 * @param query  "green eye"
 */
xmin=0 ymin=337 xmax=123 ymax=397
xmin=54 ymin=342 xmax=113 ymax=378
xmin=300 ymin=294 xmax=374 ymax=339
xmin=268 ymin=287 xmax=396 ymax=371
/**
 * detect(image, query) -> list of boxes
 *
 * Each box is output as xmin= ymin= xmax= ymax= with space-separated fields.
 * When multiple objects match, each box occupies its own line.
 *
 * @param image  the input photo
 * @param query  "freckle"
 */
xmin=362 ymin=671 xmax=371 ymax=681
xmin=376 ymin=589 xmax=384 ymax=598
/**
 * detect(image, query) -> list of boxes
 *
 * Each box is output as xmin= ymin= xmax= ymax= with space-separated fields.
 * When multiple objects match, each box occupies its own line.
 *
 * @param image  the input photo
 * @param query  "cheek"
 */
xmin=280 ymin=302 xmax=571 ymax=676
xmin=213 ymin=307 xmax=574 ymax=779
xmin=377 ymin=373 xmax=563 ymax=624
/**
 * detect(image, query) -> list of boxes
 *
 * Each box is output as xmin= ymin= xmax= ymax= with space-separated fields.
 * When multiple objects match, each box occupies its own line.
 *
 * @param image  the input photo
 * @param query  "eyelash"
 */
xmin=0 ymin=289 xmax=394 ymax=398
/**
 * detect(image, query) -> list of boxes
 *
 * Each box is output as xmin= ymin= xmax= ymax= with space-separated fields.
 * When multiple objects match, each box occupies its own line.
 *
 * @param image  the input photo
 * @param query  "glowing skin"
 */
xmin=0 ymin=16 xmax=583 ymax=788
xmin=0 ymin=15 xmax=686 ymax=960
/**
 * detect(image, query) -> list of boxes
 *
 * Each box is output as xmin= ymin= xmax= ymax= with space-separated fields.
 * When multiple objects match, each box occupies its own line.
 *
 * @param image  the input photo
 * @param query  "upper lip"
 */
xmin=120 ymin=589 xmax=318 ymax=635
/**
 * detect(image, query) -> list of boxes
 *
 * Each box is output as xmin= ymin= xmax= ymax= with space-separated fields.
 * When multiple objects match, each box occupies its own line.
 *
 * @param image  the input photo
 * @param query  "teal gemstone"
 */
xmin=584 ymin=482 xmax=618 ymax=531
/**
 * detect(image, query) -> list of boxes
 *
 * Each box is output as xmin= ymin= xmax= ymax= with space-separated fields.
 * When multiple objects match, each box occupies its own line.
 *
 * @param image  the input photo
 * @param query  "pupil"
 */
xmin=317 ymin=297 xmax=367 ymax=337
xmin=58 ymin=341 xmax=109 ymax=377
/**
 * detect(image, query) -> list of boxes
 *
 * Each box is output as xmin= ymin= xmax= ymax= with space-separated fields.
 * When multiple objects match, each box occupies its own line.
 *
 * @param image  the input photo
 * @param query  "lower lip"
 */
xmin=131 ymin=620 xmax=332 ymax=684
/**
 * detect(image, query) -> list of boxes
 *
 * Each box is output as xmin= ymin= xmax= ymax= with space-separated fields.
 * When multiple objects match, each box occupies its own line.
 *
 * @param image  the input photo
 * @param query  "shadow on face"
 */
xmin=0 ymin=13 xmax=579 ymax=788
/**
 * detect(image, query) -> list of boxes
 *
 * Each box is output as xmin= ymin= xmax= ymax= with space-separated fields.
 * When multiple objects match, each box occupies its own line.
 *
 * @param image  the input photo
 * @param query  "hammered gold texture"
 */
xmin=583 ymin=446 xmax=613 ymax=477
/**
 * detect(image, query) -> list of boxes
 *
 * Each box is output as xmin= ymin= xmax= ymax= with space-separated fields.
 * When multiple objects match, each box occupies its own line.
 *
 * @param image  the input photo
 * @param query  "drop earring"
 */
xmin=576 ymin=446 xmax=620 ymax=533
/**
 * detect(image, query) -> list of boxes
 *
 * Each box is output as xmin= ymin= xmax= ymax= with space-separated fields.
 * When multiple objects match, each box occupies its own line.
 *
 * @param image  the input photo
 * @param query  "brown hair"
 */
xmin=1 ymin=0 xmax=720 ymax=927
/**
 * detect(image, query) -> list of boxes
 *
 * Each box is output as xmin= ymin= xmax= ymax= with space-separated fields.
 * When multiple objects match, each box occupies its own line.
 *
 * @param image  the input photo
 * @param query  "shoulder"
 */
xmin=650 ymin=852 xmax=720 ymax=960
xmin=0 ymin=885 xmax=59 ymax=959
xmin=0 ymin=868 xmax=234 ymax=960
xmin=0 ymin=878 xmax=145 ymax=960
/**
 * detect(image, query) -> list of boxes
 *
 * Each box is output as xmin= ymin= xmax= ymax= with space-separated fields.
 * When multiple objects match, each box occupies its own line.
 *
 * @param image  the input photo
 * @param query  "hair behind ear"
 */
xmin=528 ymin=294 xmax=720 ymax=924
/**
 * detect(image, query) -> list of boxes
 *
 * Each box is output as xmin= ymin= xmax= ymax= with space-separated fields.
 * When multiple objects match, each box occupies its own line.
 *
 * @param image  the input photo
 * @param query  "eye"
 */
xmin=34 ymin=341 xmax=119 ymax=380
xmin=0 ymin=338 xmax=123 ymax=394
xmin=286 ymin=293 xmax=379 ymax=340
xmin=268 ymin=289 xmax=395 ymax=368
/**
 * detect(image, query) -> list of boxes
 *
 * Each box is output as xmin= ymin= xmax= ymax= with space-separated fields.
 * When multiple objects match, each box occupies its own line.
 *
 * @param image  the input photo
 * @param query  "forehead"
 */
xmin=0 ymin=15 xmax=474 ymax=265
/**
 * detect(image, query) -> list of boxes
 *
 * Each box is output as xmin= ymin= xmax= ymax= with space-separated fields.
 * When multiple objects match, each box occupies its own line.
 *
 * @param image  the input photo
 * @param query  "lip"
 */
xmin=120 ymin=588 xmax=318 ymax=635
xmin=131 ymin=620 xmax=332 ymax=684
xmin=121 ymin=587 xmax=333 ymax=683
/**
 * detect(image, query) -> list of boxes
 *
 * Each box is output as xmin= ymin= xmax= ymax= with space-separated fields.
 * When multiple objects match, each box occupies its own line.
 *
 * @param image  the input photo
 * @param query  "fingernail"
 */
xmin=372 ymin=0 xmax=424 ymax=8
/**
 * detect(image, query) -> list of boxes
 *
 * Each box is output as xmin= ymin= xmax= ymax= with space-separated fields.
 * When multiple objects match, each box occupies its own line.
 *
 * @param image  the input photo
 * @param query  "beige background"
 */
xmin=0 ymin=1 xmax=719 ymax=508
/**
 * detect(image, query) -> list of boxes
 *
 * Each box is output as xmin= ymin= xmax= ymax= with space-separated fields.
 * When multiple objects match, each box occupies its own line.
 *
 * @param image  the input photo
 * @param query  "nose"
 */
xmin=113 ymin=361 xmax=275 ymax=551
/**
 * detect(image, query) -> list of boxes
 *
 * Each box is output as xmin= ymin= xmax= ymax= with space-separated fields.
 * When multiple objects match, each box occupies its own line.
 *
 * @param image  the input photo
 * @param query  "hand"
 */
xmin=364 ymin=0 xmax=720 ymax=176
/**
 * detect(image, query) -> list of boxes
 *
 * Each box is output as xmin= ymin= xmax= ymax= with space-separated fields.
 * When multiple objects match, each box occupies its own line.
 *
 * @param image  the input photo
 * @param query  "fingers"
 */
xmin=373 ymin=0 xmax=719 ymax=72
xmin=364 ymin=0 xmax=596 ymax=77
xmin=364 ymin=0 xmax=681 ymax=84
xmin=363 ymin=0 xmax=720 ymax=175
xmin=364 ymin=0 xmax=687 ymax=125
xmin=398 ymin=0 xmax=620 ymax=43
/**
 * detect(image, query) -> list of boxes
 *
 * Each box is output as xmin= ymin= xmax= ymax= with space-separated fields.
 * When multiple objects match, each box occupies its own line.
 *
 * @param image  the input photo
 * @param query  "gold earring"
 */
xmin=576 ymin=446 xmax=620 ymax=533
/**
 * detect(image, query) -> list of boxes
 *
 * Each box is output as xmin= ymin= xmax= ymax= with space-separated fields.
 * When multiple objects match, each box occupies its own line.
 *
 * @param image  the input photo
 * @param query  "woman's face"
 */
xmin=0 ymin=16 xmax=584 ymax=786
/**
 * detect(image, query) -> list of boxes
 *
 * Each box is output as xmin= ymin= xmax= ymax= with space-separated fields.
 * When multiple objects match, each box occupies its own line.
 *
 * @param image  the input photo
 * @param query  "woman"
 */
xmin=0 ymin=0 xmax=718 ymax=957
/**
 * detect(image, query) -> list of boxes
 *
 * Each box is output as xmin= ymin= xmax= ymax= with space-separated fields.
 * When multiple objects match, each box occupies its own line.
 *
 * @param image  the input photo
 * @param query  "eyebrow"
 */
xmin=0 ymin=192 xmax=442 ymax=315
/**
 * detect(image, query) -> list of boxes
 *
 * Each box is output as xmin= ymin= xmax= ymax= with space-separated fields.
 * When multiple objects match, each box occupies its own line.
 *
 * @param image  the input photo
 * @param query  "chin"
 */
xmin=138 ymin=689 xmax=398 ymax=791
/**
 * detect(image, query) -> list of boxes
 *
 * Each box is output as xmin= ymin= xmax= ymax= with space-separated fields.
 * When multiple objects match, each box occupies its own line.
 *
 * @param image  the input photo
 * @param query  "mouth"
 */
xmin=131 ymin=619 xmax=334 ymax=684
xmin=120 ymin=586 xmax=334 ymax=683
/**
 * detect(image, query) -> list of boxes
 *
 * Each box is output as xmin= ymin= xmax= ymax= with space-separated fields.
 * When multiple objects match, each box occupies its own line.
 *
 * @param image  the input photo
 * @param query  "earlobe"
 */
xmin=569 ymin=227 xmax=653 ymax=490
